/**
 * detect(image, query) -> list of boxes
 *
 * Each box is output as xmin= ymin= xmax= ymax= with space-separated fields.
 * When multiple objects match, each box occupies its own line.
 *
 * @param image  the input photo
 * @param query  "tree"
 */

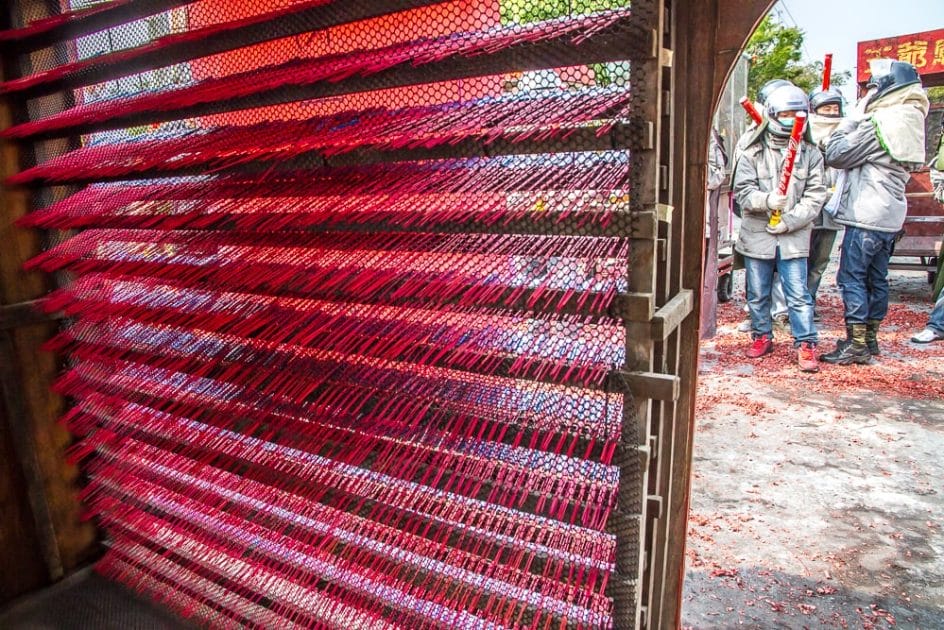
xmin=500 ymin=0 xmax=628 ymax=24
xmin=500 ymin=0 xmax=630 ymax=87
xmin=745 ymin=14 xmax=850 ymax=100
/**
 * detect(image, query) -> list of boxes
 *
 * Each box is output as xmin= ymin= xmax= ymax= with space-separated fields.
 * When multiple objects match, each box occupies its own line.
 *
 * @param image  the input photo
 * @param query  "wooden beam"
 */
xmin=650 ymin=289 xmax=693 ymax=340
xmin=657 ymin=2 xmax=774 ymax=628
xmin=0 ymin=331 xmax=62 ymax=580
xmin=622 ymin=371 xmax=679 ymax=402
xmin=0 ymin=0 xmax=97 ymax=587
xmin=0 ymin=299 xmax=59 ymax=330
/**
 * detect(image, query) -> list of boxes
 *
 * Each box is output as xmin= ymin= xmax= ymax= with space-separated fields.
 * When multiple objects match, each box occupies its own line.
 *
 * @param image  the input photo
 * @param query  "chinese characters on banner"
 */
xmin=857 ymin=28 xmax=944 ymax=84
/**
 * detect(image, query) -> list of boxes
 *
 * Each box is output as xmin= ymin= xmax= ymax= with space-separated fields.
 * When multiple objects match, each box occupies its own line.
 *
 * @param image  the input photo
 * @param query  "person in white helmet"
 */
xmin=732 ymin=84 xmax=827 ymax=372
xmin=734 ymin=79 xmax=795 ymax=335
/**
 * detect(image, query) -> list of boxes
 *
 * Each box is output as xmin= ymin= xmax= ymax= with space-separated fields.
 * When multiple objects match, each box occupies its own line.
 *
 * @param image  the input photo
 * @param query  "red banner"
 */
xmin=857 ymin=28 xmax=944 ymax=83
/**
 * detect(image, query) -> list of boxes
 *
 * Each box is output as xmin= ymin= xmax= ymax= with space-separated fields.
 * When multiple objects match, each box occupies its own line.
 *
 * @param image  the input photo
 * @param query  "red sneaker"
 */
xmin=746 ymin=334 xmax=773 ymax=358
xmin=797 ymin=342 xmax=819 ymax=372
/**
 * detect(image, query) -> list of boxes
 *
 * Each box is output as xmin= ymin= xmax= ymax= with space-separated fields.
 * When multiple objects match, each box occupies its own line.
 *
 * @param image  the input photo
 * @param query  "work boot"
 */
xmin=745 ymin=334 xmax=773 ymax=358
xmin=865 ymin=320 xmax=881 ymax=356
xmin=820 ymin=323 xmax=871 ymax=365
xmin=797 ymin=342 xmax=819 ymax=372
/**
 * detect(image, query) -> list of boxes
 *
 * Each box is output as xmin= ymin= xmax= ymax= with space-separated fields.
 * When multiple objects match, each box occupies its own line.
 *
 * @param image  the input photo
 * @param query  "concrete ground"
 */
xmin=682 ymin=263 xmax=944 ymax=629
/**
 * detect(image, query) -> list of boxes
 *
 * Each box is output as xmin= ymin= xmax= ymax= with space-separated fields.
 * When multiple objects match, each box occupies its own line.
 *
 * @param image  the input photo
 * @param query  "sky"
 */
xmin=772 ymin=0 xmax=944 ymax=103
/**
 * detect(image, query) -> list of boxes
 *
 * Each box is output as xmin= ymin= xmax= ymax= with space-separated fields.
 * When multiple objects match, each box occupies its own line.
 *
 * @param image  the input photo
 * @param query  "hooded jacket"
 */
xmin=733 ymin=124 xmax=827 ymax=260
xmin=824 ymin=84 xmax=929 ymax=233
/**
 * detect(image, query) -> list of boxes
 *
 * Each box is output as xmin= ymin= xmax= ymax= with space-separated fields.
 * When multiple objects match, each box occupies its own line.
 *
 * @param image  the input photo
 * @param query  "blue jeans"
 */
xmin=836 ymin=226 xmax=898 ymax=324
xmin=928 ymin=291 xmax=944 ymax=335
xmin=744 ymin=251 xmax=817 ymax=345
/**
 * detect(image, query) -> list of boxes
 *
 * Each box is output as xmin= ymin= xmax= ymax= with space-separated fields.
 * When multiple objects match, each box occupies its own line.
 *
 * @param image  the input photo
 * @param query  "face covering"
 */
xmin=778 ymin=117 xmax=796 ymax=129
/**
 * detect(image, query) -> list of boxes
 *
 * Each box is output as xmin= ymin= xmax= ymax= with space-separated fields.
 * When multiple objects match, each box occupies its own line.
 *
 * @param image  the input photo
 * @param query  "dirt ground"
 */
xmin=681 ymin=261 xmax=944 ymax=629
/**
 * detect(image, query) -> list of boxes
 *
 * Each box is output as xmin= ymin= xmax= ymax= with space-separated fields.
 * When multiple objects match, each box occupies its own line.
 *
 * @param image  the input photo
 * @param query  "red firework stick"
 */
xmin=822 ymin=53 xmax=833 ymax=91
xmin=778 ymin=111 xmax=807 ymax=196
xmin=739 ymin=96 xmax=763 ymax=125
xmin=769 ymin=111 xmax=808 ymax=227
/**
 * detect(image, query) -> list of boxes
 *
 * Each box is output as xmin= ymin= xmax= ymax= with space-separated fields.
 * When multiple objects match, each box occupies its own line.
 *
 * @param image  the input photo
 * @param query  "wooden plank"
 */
xmin=0 ymin=299 xmax=59 ymax=330
xmin=0 ymin=332 xmax=63 ymax=581
xmin=0 ymin=0 xmax=97 ymax=586
xmin=622 ymin=371 xmax=679 ymax=402
xmin=619 ymin=2 xmax=667 ymax=625
xmin=0 ymin=382 xmax=47 ymax=603
xmin=650 ymin=289 xmax=693 ymax=340
xmin=624 ymin=292 xmax=655 ymax=322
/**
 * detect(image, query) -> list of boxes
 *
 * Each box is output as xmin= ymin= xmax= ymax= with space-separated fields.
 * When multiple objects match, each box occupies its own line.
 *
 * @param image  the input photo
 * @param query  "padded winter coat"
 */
xmin=824 ymin=117 xmax=912 ymax=233
xmin=824 ymin=85 xmax=929 ymax=233
xmin=733 ymin=131 xmax=827 ymax=260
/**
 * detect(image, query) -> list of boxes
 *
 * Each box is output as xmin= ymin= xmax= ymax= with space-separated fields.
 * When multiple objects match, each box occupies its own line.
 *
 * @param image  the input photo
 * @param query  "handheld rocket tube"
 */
xmin=739 ymin=96 xmax=763 ymax=125
xmin=768 ymin=111 xmax=807 ymax=227
xmin=822 ymin=53 xmax=833 ymax=91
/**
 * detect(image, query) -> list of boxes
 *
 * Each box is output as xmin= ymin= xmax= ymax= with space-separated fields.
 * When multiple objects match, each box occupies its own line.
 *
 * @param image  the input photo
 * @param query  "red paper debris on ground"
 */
xmin=684 ymin=268 xmax=944 ymax=629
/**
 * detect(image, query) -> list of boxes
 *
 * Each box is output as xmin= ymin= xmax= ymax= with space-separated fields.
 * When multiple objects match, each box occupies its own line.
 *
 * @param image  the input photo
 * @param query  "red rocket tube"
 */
xmin=822 ymin=54 xmax=833 ymax=91
xmin=777 ymin=111 xmax=807 ymax=195
xmin=739 ymin=96 xmax=763 ymax=125
xmin=769 ymin=111 xmax=807 ymax=227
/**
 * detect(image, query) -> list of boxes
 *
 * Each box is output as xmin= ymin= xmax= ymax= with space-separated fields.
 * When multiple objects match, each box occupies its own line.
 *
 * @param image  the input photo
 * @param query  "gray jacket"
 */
xmin=733 ymin=132 xmax=827 ymax=260
xmin=824 ymin=117 xmax=910 ymax=233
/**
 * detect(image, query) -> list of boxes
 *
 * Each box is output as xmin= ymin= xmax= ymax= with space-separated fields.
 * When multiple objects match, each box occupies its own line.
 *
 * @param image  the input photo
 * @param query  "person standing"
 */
xmin=733 ymin=84 xmax=827 ymax=372
xmin=806 ymin=87 xmax=845 ymax=317
xmin=911 ymin=120 xmax=944 ymax=344
xmin=734 ymin=79 xmax=795 ymax=334
xmin=911 ymin=292 xmax=944 ymax=344
xmin=820 ymin=60 xmax=929 ymax=364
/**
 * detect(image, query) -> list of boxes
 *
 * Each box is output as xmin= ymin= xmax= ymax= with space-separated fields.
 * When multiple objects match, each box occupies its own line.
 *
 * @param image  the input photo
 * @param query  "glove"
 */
xmin=766 ymin=192 xmax=787 ymax=211
xmin=766 ymin=222 xmax=788 ymax=235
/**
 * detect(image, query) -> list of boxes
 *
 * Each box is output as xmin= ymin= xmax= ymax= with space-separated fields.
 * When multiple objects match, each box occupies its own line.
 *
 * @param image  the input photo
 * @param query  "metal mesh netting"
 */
xmin=4 ymin=0 xmax=649 ymax=627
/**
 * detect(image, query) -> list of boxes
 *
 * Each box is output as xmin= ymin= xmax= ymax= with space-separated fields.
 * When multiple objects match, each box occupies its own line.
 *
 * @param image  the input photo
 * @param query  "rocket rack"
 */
xmin=1 ymin=0 xmax=690 ymax=628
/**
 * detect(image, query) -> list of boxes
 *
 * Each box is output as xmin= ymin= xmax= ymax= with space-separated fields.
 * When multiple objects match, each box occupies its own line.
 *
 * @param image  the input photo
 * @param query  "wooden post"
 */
xmin=0 ymin=0 xmax=97 ymax=596
xmin=658 ymin=1 xmax=773 ymax=628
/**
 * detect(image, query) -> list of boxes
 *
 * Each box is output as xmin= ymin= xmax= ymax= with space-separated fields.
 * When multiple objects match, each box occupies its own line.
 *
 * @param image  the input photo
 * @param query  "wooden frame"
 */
xmin=0 ymin=0 xmax=777 ymax=627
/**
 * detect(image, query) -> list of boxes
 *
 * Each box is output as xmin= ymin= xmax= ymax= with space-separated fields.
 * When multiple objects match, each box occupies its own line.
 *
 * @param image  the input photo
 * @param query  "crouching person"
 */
xmin=733 ymin=84 xmax=827 ymax=372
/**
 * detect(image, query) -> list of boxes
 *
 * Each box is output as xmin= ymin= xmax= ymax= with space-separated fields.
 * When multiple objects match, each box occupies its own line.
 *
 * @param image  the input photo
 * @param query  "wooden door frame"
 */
xmin=658 ymin=1 xmax=773 ymax=627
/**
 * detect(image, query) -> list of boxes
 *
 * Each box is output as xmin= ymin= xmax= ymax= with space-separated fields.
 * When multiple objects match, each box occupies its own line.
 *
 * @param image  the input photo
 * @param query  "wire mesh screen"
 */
xmin=5 ymin=0 xmax=648 ymax=627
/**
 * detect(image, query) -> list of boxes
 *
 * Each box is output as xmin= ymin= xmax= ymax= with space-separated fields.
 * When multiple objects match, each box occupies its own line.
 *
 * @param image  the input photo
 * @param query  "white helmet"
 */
xmin=757 ymin=79 xmax=793 ymax=106
xmin=765 ymin=85 xmax=809 ymax=137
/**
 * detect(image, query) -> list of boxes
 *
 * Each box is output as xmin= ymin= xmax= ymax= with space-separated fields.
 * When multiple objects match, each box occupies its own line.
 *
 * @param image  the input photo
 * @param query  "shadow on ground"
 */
xmin=684 ymin=566 xmax=941 ymax=629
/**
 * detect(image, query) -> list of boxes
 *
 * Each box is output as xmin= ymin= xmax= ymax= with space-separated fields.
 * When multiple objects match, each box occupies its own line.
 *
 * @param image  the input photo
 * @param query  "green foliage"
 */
xmin=929 ymin=87 xmax=944 ymax=104
xmin=745 ymin=14 xmax=849 ymax=100
xmin=500 ymin=0 xmax=628 ymax=25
